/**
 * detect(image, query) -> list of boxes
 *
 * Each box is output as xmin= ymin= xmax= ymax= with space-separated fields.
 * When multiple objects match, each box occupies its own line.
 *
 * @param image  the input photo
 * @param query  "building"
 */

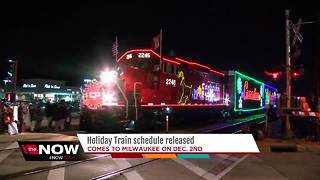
xmin=15 ymin=79 xmax=80 ymax=103
xmin=0 ymin=87 xmax=4 ymax=99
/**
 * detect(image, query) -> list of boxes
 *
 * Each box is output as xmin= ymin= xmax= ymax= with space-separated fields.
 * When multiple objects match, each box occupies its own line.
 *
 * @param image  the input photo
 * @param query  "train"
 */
xmin=79 ymin=49 xmax=278 ymax=132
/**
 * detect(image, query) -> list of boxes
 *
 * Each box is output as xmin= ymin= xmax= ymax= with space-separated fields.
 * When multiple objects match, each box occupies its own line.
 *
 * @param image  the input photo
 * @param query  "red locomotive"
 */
xmin=81 ymin=49 xmax=227 ymax=131
xmin=116 ymin=49 xmax=225 ymax=105
xmin=80 ymin=49 xmax=279 ymax=132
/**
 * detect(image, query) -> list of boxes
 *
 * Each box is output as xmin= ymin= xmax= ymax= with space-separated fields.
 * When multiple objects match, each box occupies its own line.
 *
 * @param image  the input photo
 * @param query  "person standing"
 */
xmin=65 ymin=103 xmax=72 ymax=129
xmin=34 ymin=103 xmax=43 ymax=132
xmin=45 ymin=102 xmax=53 ymax=129
xmin=300 ymin=97 xmax=310 ymax=111
xmin=57 ymin=101 xmax=66 ymax=131
xmin=0 ymin=101 xmax=4 ymax=133
xmin=18 ymin=103 xmax=24 ymax=133
xmin=21 ymin=104 xmax=30 ymax=132
xmin=52 ymin=103 xmax=59 ymax=131
xmin=29 ymin=104 xmax=36 ymax=132
xmin=53 ymin=102 xmax=65 ymax=131
xmin=5 ymin=104 xmax=18 ymax=135
xmin=308 ymin=96 xmax=317 ymax=112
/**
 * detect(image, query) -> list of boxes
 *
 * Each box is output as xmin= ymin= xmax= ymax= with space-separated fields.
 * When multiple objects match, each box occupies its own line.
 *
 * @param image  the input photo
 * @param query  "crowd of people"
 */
xmin=0 ymin=100 xmax=73 ymax=135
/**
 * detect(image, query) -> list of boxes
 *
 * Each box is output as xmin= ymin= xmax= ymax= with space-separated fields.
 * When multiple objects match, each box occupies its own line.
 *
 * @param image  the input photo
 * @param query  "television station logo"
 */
xmin=18 ymin=141 xmax=84 ymax=161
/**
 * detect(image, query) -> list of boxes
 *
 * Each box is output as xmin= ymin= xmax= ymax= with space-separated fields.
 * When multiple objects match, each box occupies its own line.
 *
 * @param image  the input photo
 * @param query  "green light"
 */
xmin=234 ymin=72 xmax=237 ymax=111
xmin=260 ymin=85 xmax=264 ymax=106
xmin=265 ymin=88 xmax=270 ymax=105
xmin=235 ymin=71 xmax=263 ymax=85
xmin=237 ymin=77 xmax=242 ymax=94
xmin=234 ymin=107 xmax=264 ymax=112
xmin=7 ymin=71 xmax=13 ymax=77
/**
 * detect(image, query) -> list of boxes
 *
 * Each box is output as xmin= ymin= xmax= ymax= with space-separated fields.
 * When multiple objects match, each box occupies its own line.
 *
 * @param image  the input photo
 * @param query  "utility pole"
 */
xmin=159 ymin=29 xmax=163 ymax=71
xmin=285 ymin=10 xmax=292 ymax=138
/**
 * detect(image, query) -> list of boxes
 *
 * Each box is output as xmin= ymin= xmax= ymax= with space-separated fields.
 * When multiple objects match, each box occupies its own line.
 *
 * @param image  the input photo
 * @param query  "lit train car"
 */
xmin=116 ymin=49 xmax=225 ymax=105
xmin=224 ymin=71 xmax=278 ymax=115
xmin=80 ymin=49 xmax=227 ymax=131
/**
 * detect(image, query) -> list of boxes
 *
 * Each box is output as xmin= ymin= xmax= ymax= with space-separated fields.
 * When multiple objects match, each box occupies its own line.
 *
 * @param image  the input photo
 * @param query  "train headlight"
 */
xmin=105 ymin=93 xmax=115 ymax=102
xmin=102 ymin=91 xmax=117 ymax=106
xmin=100 ymin=69 xmax=117 ymax=84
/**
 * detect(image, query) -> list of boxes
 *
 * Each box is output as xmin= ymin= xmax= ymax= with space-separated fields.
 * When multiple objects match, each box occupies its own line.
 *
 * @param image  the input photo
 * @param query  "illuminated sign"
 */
xmin=44 ymin=84 xmax=60 ymax=89
xmin=234 ymin=71 xmax=278 ymax=111
xmin=264 ymin=85 xmax=277 ymax=105
xmin=234 ymin=71 xmax=264 ymax=112
xmin=192 ymin=82 xmax=221 ymax=103
xmin=23 ymin=83 xmax=37 ymax=88
xmin=243 ymin=81 xmax=261 ymax=101
xmin=83 ymin=83 xmax=102 ymax=110
xmin=83 ymin=83 xmax=118 ymax=108
xmin=3 ymin=79 xmax=11 ymax=85
xmin=83 ymin=79 xmax=92 ymax=84
xmin=89 ymin=92 xmax=101 ymax=99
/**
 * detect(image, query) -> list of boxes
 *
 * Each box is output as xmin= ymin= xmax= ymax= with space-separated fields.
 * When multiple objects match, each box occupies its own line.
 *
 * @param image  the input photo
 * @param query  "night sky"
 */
xmin=1 ymin=1 xmax=319 ymax=96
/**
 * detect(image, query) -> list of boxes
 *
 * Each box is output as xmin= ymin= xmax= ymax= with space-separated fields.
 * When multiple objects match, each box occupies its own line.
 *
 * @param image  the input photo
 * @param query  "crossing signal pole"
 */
xmin=285 ymin=10 xmax=292 ymax=138
xmin=284 ymin=10 xmax=314 ymax=138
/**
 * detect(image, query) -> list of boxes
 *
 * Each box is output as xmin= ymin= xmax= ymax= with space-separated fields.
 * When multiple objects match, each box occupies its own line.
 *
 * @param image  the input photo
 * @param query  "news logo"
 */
xmin=18 ymin=141 xmax=84 ymax=161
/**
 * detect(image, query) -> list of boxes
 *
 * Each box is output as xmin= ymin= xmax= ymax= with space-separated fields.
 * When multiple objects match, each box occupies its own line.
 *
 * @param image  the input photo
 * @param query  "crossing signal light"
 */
xmin=264 ymin=71 xmax=282 ymax=80
xmin=292 ymin=71 xmax=301 ymax=78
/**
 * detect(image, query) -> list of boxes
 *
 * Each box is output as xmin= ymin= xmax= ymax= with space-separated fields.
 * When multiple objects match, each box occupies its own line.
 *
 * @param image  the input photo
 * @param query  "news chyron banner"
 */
xmin=77 ymin=134 xmax=259 ymax=158
xmin=18 ymin=134 xmax=259 ymax=161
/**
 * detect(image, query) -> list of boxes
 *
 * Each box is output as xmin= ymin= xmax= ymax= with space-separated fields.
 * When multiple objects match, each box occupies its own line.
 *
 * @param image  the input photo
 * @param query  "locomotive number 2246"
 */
xmin=166 ymin=78 xmax=176 ymax=87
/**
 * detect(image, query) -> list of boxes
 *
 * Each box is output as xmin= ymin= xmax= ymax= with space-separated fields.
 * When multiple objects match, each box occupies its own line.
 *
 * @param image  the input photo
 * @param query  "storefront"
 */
xmin=0 ymin=87 xmax=4 ymax=99
xmin=16 ymin=79 xmax=80 ymax=103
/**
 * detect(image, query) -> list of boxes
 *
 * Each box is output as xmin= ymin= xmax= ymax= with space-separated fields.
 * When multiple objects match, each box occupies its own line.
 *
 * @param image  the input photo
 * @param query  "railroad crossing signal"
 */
xmin=291 ymin=18 xmax=303 ymax=46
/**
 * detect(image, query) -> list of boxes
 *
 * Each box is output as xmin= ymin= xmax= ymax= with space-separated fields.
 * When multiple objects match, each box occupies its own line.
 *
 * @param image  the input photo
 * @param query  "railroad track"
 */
xmin=201 ymin=116 xmax=266 ymax=134
xmin=90 ymin=158 xmax=160 ymax=180
xmin=0 ymin=147 xmax=19 ymax=152
xmin=0 ymin=154 xmax=110 ymax=179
